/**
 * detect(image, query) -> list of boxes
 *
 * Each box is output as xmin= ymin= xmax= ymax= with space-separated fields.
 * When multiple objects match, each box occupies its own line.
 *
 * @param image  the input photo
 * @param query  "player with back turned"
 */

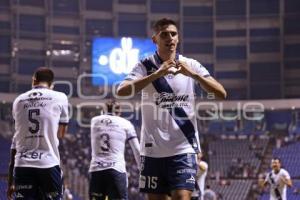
xmin=89 ymin=99 xmax=140 ymax=200
xmin=7 ymin=67 xmax=69 ymax=200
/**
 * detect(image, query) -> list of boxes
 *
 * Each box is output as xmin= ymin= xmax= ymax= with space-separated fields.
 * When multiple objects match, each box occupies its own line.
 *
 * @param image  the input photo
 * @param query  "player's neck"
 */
xmin=274 ymin=169 xmax=280 ymax=174
xmin=156 ymin=50 xmax=176 ymax=62
xmin=33 ymin=83 xmax=49 ymax=89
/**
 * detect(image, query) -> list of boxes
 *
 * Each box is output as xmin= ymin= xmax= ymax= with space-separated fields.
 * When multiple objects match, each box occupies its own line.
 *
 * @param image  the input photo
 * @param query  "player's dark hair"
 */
xmin=106 ymin=99 xmax=119 ymax=114
xmin=33 ymin=67 xmax=54 ymax=86
xmin=272 ymin=157 xmax=281 ymax=163
xmin=152 ymin=18 xmax=178 ymax=34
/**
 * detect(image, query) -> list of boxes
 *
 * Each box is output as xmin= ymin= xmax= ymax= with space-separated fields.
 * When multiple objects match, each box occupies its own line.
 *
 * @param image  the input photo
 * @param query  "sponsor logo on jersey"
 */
xmin=186 ymin=175 xmax=195 ymax=184
xmin=20 ymin=97 xmax=52 ymax=103
xmin=154 ymin=92 xmax=190 ymax=108
xmin=16 ymin=184 xmax=33 ymax=190
xmin=16 ymin=192 xmax=24 ymax=198
xmin=155 ymin=93 xmax=189 ymax=105
xmin=176 ymin=168 xmax=196 ymax=174
xmin=100 ymin=118 xmax=112 ymax=125
xmin=20 ymin=150 xmax=44 ymax=160
xmin=96 ymin=161 xmax=116 ymax=168
xmin=28 ymin=92 xmax=43 ymax=98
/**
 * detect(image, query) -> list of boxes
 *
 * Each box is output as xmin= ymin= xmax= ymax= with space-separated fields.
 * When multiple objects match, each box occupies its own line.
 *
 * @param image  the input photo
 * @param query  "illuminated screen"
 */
xmin=92 ymin=37 xmax=156 ymax=86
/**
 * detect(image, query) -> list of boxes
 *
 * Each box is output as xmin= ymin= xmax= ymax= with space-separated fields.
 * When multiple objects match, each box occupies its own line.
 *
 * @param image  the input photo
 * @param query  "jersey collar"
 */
xmin=33 ymin=86 xmax=48 ymax=89
xmin=154 ymin=51 xmax=179 ymax=65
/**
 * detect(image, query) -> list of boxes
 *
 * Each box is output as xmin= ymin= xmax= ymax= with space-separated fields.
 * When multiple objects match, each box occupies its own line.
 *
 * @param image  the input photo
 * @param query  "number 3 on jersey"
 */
xmin=98 ymin=133 xmax=110 ymax=153
xmin=28 ymin=109 xmax=40 ymax=134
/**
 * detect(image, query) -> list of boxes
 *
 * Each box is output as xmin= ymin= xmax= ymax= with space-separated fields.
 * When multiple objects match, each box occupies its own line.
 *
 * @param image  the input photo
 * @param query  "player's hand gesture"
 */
xmin=174 ymin=60 xmax=196 ymax=77
xmin=280 ymin=175 xmax=292 ymax=187
xmin=155 ymin=59 xmax=177 ymax=77
xmin=7 ymin=184 xmax=15 ymax=200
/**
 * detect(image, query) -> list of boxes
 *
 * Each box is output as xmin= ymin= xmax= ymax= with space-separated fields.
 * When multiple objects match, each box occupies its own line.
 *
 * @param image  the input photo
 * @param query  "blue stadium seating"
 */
xmin=273 ymin=142 xmax=300 ymax=177
xmin=0 ymin=136 xmax=10 ymax=175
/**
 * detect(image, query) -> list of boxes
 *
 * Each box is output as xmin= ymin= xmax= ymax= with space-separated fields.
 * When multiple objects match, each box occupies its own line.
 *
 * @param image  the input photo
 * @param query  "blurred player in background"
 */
xmin=7 ymin=67 xmax=69 ymax=200
xmin=88 ymin=99 xmax=140 ymax=200
xmin=259 ymin=158 xmax=292 ymax=200
xmin=117 ymin=18 xmax=226 ymax=200
xmin=191 ymin=160 xmax=208 ymax=200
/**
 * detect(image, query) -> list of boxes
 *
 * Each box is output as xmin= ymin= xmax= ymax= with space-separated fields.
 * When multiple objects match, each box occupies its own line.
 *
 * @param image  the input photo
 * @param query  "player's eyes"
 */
xmin=160 ymin=31 xmax=177 ymax=38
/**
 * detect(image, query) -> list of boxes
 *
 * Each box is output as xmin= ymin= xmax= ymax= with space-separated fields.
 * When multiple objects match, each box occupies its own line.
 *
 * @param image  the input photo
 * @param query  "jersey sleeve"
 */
xmin=190 ymin=59 xmax=210 ymax=77
xmin=265 ymin=172 xmax=270 ymax=183
xmin=12 ymin=97 xmax=19 ymax=121
xmin=59 ymin=94 xmax=69 ymax=124
xmin=11 ymin=135 xmax=16 ymax=149
xmin=282 ymin=169 xmax=291 ymax=180
xmin=124 ymin=62 xmax=147 ymax=81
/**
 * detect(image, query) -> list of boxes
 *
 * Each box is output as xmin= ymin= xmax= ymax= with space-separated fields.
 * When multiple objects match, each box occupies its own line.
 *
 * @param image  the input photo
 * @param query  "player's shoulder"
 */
xmin=13 ymin=89 xmax=33 ymax=104
xmin=179 ymin=54 xmax=196 ymax=62
xmin=49 ymin=90 xmax=68 ymax=100
xmin=140 ymin=54 xmax=155 ymax=63
xmin=114 ymin=115 xmax=133 ymax=126
xmin=280 ymin=168 xmax=290 ymax=175
xmin=179 ymin=54 xmax=202 ymax=67
xmin=91 ymin=114 xmax=107 ymax=122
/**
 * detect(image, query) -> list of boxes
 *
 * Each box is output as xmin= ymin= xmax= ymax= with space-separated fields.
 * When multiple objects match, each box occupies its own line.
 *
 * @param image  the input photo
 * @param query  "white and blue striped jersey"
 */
xmin=11 ymin=86 xmax=69 ymax=168
xmin=265 ymin=168 xmax=291 ymax=200
xmin=124 ymin=53 xmax=210 ymax=157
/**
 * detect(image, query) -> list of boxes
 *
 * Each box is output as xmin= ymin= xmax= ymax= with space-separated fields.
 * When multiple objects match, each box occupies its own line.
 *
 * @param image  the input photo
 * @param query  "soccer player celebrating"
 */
xmin=117 ymin=18 xmax=226 ymax=200
xmin=88 ymin=99 xmax=140 ymax=200
xmin=259 ymin=158 xmax=293 ymax=200
xmin=7 ymin=67 xmax=69 ymax=199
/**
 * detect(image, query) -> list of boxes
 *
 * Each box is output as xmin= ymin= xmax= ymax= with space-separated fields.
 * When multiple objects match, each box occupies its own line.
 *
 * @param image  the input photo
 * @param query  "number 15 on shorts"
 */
xmin=139 ymin=175 xmax=158 ymax=189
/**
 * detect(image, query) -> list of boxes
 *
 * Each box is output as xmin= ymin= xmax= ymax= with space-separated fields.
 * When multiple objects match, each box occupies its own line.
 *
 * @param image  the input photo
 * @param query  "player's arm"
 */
xmin=128 ymin=137 xmax=141 ymax=170
xmin=117 ymin=60 xmax=176 ymax=96
xmin=57 ymin=123 xmax=68 ymax=138
xmin=199 ymin=161 xmax=208 ymax=172
xmin=175 ymin=61 xmax=227 ymax=99
xmin=7 ymin=148 xmax=16 ymax=200
xmin=258 ymin=177 xmax=268 ymax=188
xmin=58 ymin=94 xmax=69 ymax=138
xmin=281 ymin=175 xmax=293 ymax=187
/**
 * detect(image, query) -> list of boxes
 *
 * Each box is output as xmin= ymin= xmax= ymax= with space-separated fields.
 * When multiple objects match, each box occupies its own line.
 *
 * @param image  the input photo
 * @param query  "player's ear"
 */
xmin=32 ymin=77 xmax=37 ymax=87
xmin=152 ymin=35 xmax=157 ymax=44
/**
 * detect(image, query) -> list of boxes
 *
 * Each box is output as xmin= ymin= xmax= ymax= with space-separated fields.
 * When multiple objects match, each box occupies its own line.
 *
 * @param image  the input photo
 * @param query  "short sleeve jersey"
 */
xmin=12 ymin=86 xmax=69 ymax=168
xmin=265 ymin=168 xmax=291 ymax=200
xmin=124 ymin=53 xmax=210 ymax=157
xmin=89 ymin=114 xmax=137 ymax=173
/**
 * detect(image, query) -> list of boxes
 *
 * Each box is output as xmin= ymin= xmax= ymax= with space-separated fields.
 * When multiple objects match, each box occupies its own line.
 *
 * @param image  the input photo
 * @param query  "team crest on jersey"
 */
xmin=166 ymin=74 xmax=175 ymax=79
xmin=100 ymin=118 xmax=112 ymax=125
xmin=28 ymin=92 xmax=43 ymax=98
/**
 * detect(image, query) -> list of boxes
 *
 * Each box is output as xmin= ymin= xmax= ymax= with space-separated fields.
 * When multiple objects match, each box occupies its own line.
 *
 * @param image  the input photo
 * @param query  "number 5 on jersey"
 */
xmin=28 ymin=109 xmax=40 ymax=134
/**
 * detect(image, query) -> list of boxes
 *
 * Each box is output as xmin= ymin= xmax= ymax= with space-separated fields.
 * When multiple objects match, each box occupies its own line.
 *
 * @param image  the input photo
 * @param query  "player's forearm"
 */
xmin=282 ymin=178 xmax=292 ymax=187
xmin=192 ymin=74 xmax=227 ymax=99
xmin=258 ymin=179 xmax=267 ymax=188
xmin=129 ymin=138 xmax=141 ymax=169
xmin=117 ymin=73 xmax=161 ymax=96
xmin=8 ymin=163 xmax=14 ymax=186
xmin=57 ymin=124 xmax=68 ymax=138
xmin=7 ymin=149 xmax=16 ymax=186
